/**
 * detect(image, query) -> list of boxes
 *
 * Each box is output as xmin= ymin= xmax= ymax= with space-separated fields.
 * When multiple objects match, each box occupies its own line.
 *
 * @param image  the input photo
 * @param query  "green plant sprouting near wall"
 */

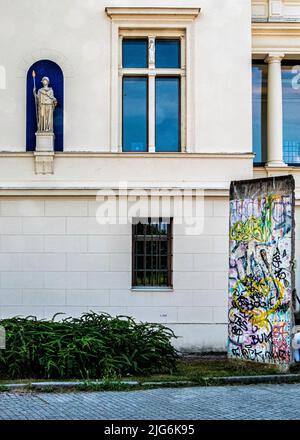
xmin=0 ymin=312 xmax=178 ymax=379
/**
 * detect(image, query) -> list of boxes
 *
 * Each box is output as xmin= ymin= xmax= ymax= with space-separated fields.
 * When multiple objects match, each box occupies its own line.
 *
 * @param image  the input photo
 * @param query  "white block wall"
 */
xmin=0 ymin=196 xmax=229 ymax=351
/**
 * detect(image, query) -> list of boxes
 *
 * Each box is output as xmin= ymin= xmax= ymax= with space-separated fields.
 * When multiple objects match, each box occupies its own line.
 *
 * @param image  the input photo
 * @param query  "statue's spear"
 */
xmin=32 ymin=70 xmax=38 ymax=129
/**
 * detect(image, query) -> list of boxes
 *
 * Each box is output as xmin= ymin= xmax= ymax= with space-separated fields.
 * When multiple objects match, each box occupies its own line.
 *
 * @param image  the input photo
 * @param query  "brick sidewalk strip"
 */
xmin=0 ymin=384 xmax=300 ymax=420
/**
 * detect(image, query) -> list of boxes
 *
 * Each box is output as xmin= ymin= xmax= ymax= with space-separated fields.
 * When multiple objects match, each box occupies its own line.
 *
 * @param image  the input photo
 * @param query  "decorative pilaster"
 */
xmin=148 ymin=36 xmax=155 ymax=69
xmin=265 ymin=53 xmax=286 ymax=167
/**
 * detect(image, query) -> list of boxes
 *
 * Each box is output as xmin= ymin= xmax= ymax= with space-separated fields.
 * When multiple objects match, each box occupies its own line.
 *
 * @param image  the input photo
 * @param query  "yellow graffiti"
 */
xmin=230 ymin=195 xmax=278 ymax=243
xmin=232 ymin=277 xmax=285 ymax=327
xmin=230 ymin=216 xmax=264 ymax=242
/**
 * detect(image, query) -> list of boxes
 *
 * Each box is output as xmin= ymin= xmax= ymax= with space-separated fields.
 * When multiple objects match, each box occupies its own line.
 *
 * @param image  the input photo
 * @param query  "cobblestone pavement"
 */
xmin=0 ymin=384 xmax=299 ymax=420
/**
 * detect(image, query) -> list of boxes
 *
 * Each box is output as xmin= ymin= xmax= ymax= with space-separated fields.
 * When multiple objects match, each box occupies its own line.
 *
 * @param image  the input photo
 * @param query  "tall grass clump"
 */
xmin=0 ymin=312 xmax=178 ymax=379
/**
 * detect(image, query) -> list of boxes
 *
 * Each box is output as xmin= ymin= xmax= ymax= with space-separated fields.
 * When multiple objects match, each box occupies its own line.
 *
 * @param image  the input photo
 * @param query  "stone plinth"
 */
xmin=35 ymin=132 xmax=54 ymax=152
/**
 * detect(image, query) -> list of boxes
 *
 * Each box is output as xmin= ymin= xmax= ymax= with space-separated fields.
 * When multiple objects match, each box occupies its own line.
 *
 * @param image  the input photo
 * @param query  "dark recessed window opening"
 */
xmin=132 ymin=218 xmax=173 ymax=288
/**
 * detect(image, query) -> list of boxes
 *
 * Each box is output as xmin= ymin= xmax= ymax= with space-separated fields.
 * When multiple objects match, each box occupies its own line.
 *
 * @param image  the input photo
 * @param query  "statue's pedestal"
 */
xmin=35 ymin=132 xmax=54 ymax=152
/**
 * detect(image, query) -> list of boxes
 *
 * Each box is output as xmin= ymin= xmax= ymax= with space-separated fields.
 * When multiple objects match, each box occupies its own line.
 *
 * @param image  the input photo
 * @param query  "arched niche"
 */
xmin=26 ymin=60 xmax=64 ymax=151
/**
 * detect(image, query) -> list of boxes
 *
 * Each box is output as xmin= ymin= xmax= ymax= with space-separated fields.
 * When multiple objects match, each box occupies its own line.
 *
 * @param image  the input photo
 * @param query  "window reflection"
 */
xmin=123 ymin=77 xmax=148 ymax=152
xmin=155 ymin=39 xmax=180 ymax=68
xmin=122 ymin=39 xmax=148 ymax=68
xmin=282 ymin=62 xmax=300 ymax=164
xmin=252 ymin=62 xmax=267 ymax=165
xmin=155 ymin=77 xmax=180 ymax=152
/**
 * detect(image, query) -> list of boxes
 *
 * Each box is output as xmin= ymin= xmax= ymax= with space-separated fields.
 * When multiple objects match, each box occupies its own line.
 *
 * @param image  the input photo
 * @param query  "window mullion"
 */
xmin=119 ymin=72 xmax=123 ymax=152
xmin=148 ymin=36 xmax=155 ymax=69
xmin=118 ymin=36 xmax=123 ymax=152
xmin=148 ymin=36 xmax=156 ymax=153
xmin=181 ymin=73 xmax=186 ymax=152
xmin=148 ymin=73 xmax=156 ymax=153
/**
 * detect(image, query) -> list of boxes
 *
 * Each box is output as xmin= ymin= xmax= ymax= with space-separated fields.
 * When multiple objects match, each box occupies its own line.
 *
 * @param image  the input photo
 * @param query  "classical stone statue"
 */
xmin=33 ymin=74 xmax=57 ymax=133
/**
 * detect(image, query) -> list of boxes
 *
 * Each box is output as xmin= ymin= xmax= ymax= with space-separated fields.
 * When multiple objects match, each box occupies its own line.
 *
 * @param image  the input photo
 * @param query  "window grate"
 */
xmin=132 ymin=218 xmax=173 ymax=288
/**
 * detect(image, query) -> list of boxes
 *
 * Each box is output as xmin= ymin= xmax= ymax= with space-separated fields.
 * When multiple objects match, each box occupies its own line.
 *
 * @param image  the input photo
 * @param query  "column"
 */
xmin=265 ymin=53 xmax=286 ymax=167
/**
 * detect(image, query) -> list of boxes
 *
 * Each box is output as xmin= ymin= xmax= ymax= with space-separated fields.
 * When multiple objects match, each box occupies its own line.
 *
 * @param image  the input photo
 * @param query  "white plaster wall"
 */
xmin=0 ymin=196 xmax=229 ymax=351
xmin=0 ymin=0 xmax=253 ymax=351
xmin=0 ymin=0 xmax=252 ymax=153
xmin=0 ymin=154 xmax=254 ymax=189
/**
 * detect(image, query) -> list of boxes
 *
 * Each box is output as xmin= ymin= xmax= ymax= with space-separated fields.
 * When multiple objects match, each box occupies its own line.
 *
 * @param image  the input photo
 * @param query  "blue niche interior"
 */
xmin=26 ymin=60 xmax=64 ymax=151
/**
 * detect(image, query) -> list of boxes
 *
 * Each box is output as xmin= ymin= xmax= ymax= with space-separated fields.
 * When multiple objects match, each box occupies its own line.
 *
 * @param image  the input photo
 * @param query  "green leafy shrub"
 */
xmin=0 ymin=312 xmax=178 ymax=379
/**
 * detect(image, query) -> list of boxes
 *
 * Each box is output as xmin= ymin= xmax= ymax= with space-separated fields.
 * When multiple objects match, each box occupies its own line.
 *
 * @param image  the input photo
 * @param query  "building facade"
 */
xmin=0 ymin=0 xmax=299 ymax=352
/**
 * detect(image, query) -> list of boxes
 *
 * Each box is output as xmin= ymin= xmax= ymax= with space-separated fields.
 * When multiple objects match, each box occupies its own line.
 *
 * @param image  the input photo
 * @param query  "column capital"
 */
xmin=265 ymin=53 xmax=285 ymax=64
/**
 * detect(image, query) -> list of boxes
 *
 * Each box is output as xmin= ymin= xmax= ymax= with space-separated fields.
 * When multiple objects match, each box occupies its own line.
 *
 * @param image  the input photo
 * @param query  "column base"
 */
xmin=36 ymin=132 xmax=55 ymax=152
xmin=266 ymin=160 xmax=287 ymax=168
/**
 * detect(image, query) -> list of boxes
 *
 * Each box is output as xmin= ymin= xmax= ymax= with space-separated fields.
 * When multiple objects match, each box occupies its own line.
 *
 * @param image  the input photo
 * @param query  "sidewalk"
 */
xmin=1 ymin=383 xmax=300 ymax=420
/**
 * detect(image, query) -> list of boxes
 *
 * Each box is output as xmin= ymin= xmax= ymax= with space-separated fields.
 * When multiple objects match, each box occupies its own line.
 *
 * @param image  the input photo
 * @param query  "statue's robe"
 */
xmin=37 ymin=87 xmax=56 ymax=132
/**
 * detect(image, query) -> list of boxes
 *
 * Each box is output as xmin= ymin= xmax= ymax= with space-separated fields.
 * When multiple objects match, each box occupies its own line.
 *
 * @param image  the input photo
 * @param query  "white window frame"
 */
xmin=106 ymin=8 xmax=200 ymax=154
xmin=120 ymin=29 xmax=185 ymax=153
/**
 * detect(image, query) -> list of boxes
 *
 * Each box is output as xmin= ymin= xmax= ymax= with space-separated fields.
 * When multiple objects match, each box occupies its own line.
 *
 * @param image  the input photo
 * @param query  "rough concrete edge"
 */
xmin=1 ymin=374 xmax=300 ymax=391
xmin=203 ymin=374 xmax=300 ymax=385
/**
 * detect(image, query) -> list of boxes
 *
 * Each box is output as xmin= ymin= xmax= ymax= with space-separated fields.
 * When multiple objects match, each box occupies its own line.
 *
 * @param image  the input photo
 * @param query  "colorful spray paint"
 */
xmin=228 ymin=176 xmax=295 ymax=367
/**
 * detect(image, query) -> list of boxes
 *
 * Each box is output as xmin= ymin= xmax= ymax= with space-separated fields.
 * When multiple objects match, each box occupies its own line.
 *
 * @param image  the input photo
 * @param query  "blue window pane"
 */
xmin=122 ymin=39 xmax=148 ymax=68
xmin=252 ymin=63 xmax=267 ymax=165
xmin=155 ymin=77 xmax=180 ymax=152
xmin=282 ymin=63 xmax=300 ymax=165
xmin=123 ymin=77 xmax=148 ymax=152
xmin=155 ymin=40 xmax=180 ymax=68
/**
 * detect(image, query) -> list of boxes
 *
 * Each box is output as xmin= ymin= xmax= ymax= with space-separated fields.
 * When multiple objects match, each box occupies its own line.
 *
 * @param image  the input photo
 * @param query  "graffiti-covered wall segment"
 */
xmin=228 ymin=176 xmax=295 ymax=366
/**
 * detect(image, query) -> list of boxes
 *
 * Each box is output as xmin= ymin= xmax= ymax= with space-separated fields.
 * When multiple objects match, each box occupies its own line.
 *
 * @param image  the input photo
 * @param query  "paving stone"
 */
xmin=0 ymin=384 xmax=300 ymax=420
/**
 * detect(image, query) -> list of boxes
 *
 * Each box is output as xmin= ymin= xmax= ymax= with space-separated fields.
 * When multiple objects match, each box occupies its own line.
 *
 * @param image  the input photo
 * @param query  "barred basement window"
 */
xmin=132 ymin=218 xmax=173 ymax=288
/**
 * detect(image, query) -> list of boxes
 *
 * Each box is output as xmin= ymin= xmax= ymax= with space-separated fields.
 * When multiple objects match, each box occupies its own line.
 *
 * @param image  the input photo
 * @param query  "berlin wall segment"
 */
xmin=228 ymin=176 xmax=295 ymax=368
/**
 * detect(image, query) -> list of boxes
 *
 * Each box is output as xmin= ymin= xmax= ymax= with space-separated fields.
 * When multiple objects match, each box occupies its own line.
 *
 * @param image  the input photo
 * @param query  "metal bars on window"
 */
xmin=132 ymin=218 xmax=173 ymax=288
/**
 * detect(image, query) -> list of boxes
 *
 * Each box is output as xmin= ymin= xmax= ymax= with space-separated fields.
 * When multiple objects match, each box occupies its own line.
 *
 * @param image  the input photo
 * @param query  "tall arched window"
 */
xmin=26 ymin=60 xmax=64 ymax=151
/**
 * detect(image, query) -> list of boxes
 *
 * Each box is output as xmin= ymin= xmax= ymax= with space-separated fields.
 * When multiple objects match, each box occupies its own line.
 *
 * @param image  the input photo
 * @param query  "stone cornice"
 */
xmin=252 ymin=22 xmax=300 ymax=54
xmin=0 ymin=187 xmax=229 ymax=197
xmin=0 ymin=151 xmax=254 ymax=160
xmin=252 ymin=21 xmax=300 ymax=35
xmin=105 ymin=7 xmax=201 ymax=21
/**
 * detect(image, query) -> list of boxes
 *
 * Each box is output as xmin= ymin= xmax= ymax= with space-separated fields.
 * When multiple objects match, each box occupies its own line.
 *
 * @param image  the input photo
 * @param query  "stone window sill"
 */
xmin=131 ymin=288 xmax=174 ymax=293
